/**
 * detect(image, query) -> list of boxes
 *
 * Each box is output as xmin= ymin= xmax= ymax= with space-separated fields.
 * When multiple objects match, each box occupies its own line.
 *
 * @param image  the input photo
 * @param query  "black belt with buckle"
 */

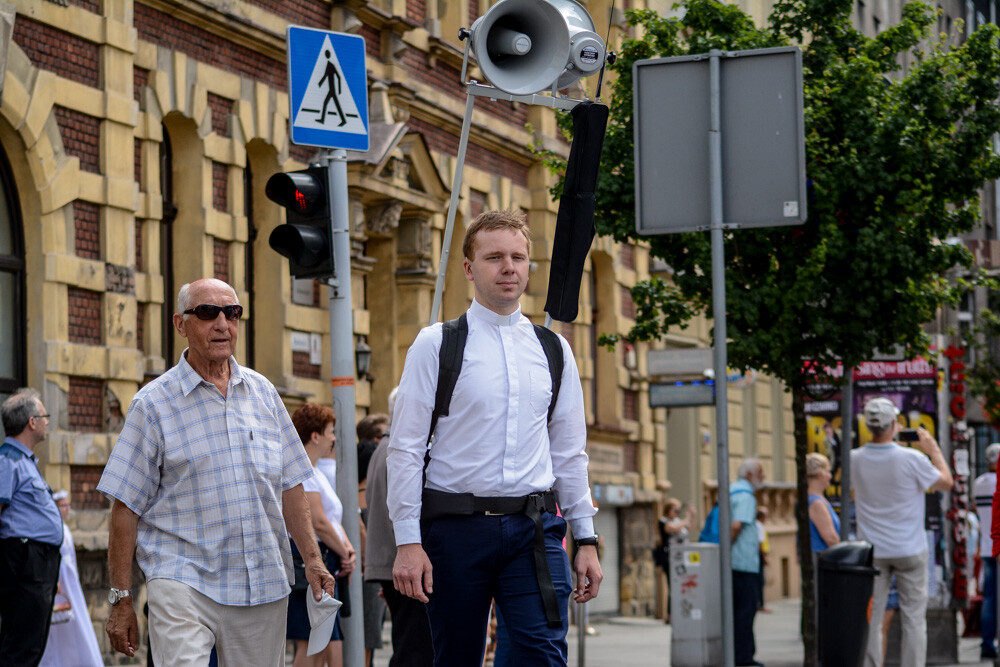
xmin=422 ymin=488 xmax=563 ymax=628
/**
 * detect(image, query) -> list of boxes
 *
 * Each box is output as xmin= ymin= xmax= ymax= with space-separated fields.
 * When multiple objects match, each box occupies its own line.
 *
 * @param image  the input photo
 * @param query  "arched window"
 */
xmin=0 ymin=148 xmax=24 ymax=418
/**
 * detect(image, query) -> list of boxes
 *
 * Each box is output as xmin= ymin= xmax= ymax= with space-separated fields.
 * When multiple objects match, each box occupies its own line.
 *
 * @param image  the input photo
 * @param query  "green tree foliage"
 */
xmin=552 ymin=0 xmax=1000 ymax=661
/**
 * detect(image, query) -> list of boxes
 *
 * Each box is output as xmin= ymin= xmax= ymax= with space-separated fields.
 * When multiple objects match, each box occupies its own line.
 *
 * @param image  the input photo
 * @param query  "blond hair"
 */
xmin=806 ymin=452 xmax=831 ymax=478
xmin=462 ymin=209 xmax=530 ymax=260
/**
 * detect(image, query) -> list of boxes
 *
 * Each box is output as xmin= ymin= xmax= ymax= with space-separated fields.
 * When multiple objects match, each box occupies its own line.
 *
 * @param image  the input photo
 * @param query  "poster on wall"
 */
xmin=803 ymin=358 xmax=940 ymax=506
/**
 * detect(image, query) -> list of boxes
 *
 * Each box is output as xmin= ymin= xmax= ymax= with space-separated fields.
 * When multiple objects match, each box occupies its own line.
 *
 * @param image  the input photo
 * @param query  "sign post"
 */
xmin=634 ymin=46 xmax=805 ymax=667
xmin=285 ymin=25 xmax=369 ymax=667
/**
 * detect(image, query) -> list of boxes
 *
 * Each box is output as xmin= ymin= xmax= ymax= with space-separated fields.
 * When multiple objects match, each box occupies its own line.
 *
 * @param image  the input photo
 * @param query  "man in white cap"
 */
xmin=976 ymin=442 xmax=1000 ymax=658
xmin=851 ymin=397 xmax=953 ymax=667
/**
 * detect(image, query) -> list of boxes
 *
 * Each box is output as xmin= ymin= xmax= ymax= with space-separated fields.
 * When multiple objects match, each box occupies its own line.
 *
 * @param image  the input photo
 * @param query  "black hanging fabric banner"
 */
xmin=544 ymin=101 xmax=609 ymax=322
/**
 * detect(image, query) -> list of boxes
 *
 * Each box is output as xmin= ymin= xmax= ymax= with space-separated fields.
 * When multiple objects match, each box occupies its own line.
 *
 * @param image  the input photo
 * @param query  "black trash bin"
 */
xmin=817 ymin=540 xmax=879 ymax=667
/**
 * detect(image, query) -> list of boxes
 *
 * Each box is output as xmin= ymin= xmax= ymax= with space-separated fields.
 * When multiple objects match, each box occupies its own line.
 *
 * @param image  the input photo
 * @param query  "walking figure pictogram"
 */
xmin=318 ymin=50 xmax=347 ymax=127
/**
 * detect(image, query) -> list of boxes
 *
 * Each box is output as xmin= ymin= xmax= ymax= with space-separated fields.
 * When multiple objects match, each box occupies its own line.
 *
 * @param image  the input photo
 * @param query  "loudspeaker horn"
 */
xmin=469 ymin=0 xmax=606 ymax=96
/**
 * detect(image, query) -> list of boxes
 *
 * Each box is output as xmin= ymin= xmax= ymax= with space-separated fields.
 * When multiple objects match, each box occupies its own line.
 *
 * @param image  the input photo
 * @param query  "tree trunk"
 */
xmin=793 ymin=384 xmax=819 ymax=666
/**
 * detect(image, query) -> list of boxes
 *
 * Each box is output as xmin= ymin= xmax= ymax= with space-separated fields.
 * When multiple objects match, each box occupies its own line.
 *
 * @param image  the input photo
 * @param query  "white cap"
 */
xmin=863 ymin=397 xmax=899 ymax=430
xmin=987 ymin=443 xmax=1000 ymax=466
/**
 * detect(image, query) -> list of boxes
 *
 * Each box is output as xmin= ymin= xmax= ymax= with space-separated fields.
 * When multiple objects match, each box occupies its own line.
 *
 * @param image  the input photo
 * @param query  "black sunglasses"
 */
xmin=183 ymin=304 xmax=244 ymax=321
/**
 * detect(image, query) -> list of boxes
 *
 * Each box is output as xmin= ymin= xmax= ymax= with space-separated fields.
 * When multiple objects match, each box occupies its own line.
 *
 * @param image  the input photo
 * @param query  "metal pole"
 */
xmin=577 ymin=600 xmax=587 ymax=666
xmin=839 ymin=371 xmax=853 ymax=540
xmin=429 ymin=91 xmax=476 ymax=325
xmin=708 ymin=49 xmax=735 ymax=667
xmin=325 ymin=149 xmax=364 ymax=667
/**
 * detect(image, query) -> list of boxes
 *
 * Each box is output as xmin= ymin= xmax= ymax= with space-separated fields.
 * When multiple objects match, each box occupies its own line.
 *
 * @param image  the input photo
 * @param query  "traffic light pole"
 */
xmin=324 ymin=148 xmax=365 ymax=667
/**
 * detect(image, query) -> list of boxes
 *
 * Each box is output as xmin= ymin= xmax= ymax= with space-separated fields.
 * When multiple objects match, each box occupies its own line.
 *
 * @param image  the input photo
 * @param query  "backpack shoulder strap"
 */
xmin=532 ymin=324 xmax=564 ymax=423
xmin=427 ymin=313 xmax=468 ymax=452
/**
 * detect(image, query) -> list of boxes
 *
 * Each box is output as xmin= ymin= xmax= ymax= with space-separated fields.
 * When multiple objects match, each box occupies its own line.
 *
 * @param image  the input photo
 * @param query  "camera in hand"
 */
xmin=897 ymin=429 xmax=919 ymax=442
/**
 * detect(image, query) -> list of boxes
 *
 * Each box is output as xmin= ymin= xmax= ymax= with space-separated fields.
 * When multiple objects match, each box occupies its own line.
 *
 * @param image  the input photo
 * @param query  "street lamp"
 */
xmin=355 ymin=339 xmax=372 ymax=380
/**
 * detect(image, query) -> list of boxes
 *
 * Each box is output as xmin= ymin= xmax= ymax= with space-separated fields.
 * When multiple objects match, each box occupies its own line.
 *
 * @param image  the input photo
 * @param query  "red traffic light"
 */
xmin=265 ymin=169 xmax=327 ymax=217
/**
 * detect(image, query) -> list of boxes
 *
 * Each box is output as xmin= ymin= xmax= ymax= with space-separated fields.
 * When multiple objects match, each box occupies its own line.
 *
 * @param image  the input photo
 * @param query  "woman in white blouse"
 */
xmin=289 ymin=404 xmax=357 ymax=667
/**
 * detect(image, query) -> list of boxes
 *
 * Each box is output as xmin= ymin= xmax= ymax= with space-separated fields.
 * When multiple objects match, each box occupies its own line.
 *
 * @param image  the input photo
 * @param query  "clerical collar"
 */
xmin=469 ymin=299 xmax=520 ymax=327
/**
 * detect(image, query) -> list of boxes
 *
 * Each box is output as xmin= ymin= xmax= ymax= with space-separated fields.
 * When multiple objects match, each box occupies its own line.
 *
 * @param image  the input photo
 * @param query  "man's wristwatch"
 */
xmin=108 ymin=588 xmax=132 ymax=606
xmin=575 ymin=535 xmax=600 ymax=549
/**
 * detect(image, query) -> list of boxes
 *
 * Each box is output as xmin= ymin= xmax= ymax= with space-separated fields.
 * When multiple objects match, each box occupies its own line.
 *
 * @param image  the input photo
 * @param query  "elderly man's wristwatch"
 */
xmin=108 ymin=588 xmax=131 ymax=606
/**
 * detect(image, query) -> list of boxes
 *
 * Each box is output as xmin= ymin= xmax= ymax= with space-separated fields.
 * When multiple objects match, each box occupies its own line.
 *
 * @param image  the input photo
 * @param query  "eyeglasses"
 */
xmin=183 ymin=304 xmax=244 ymax=321
xmin=32 ymin=414 xmax=50 ymax=421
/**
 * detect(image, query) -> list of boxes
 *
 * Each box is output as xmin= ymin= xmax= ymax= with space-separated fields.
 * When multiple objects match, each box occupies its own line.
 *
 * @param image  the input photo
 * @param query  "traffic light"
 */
xmin=266 ymin=166 xmax=333 ymax=279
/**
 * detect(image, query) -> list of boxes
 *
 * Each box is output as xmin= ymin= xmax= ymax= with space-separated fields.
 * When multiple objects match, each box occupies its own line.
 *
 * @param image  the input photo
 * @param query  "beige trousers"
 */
xmin=147 ymin=578 xmax=288 ymax=667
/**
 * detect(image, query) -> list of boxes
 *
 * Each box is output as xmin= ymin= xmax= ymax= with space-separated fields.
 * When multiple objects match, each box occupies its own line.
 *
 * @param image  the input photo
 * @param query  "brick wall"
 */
xmin=135 ymin=221 xmax=143 ymax=272
xmin=74 ymin=201 xmax=101 ymax=260
xmin=135 ymin=139 xmax=143 ymax=185
xmin=406 ymin=116 xmax=529 ymax=187
xmin=359 ymin=24 xmax=381 ymax=59
xmin=134 ymin=66 xmax=149 ymax=104
xmin=289 ymin=142 xmax=319 ymax=165
xmin=213 ymin=238 xmax=229 ymax=283
xmin=402 ymin=50 xmax=529 ymax=127
xmin=70 ymin=465 xmax=110 ymax=510
xmin=135 ymin=3 xmax=288 ymax=88
xmin=212 ymin=162 xmax=228 ymax=212
xmin=468 ymin=0 xmax=480 ymax=25
xmin=136 ymin=303 xmax=145 ymax=354
xmin=13 ymin=17 xmax=100 ymax=88
xmin=623 ymin=388 xmax=638 ymax=421
xmin=105 ymin=264 xmax=135 ymax=295
xmin=620 ymin=243 xmax=635 ymax=270
xmin=68 ymin=287 xmax=102 ymax=345
xmin=68 ymin=376 xmax=103 ymax=432
xmin=407 ymin=0 xmax=426 ymax=26
xmin=292 ymin=350 xmax=321 ymax=379
xmin=620 ymin=284 xmax=635 ymax=319
xmin=207 ymin=93 xmax=233 ymax=137
xmin=66 ymin=0 xmax=101 ymax=12
xmin=241 ymin=0 xmax=328 ymax=26
xmin=54 ymin=107 xmax=101 ymax=174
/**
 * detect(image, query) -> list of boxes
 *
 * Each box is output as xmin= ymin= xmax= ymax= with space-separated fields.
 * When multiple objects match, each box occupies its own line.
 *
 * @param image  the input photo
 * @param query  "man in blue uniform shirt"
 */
xmin=0 ymin=388 xmax=63 ymax=666
xmin=388 ymin=210 xmax=602 ymax=666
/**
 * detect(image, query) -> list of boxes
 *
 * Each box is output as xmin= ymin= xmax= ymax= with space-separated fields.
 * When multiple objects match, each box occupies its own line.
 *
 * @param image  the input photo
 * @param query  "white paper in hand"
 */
xmin=306 ymin=590 xmax=343 ymax=656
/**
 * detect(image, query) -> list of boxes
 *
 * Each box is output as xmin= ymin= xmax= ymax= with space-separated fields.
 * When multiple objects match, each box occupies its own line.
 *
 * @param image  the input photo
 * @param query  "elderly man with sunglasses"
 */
xmin=98 ymin=278 xmax=336 ymax=666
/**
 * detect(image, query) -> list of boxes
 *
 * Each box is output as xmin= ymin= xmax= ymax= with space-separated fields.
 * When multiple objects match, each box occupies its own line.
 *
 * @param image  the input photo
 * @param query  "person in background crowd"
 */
xmin=0 ymin=388 xmax=62 ymax=667
xmin=852 ymin=397 xmax=953 ymax=667
xmin=977 ymin=442 xmax=1000 ymax=659
xmin=98 ymin=278 xmax=335 ymax=665
xmin=730 ymin=459 xmax=765 ymax=667
xmin=388 ymin=210 xmax=601 ymax=666
xmin=656 ymin=498 xmax=695 ymax=621
xmin=40 ymin=490 xmax=104 ymax=667
xmin=289 ymin=403 xmax=357 ymax=667
xmin=366 ymin=388 xmax=435 ymax=666
xmin=357 ymin=412 xmax=389 ymax=667
xmin=806 ymin=452 xmax=840 ymax=552
xmin=756 ymin=507 xmax=771 ymax=614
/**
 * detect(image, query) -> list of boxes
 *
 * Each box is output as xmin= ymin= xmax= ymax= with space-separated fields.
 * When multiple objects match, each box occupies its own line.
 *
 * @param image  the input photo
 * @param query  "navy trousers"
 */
xmin=0 ymin=538 xmax=61 ymax=667
xmin=733 ymin=570 xmax=759 ymax=665
xmin=422 ymin=512 xmax=572 ymax=667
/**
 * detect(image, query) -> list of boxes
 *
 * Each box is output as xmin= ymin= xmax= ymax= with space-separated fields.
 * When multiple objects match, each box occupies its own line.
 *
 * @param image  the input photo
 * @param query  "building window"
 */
xmin=0 ymin=147 xmax=24 ymax=418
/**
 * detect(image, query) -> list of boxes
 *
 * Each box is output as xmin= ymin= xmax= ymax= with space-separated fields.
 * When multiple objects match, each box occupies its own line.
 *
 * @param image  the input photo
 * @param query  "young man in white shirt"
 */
xmin=387 ymin=210 xmax=602 ymax=666
xmin=851 ymin=397 xmax=953 ymax=667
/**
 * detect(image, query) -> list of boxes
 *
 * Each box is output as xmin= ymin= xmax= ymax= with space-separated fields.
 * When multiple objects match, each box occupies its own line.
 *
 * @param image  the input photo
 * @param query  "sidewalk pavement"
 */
xmin=370 ymin=596 xmax=997 ymax=666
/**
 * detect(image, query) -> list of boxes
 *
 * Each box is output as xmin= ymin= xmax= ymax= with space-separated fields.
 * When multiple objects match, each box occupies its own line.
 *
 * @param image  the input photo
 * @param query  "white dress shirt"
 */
xmin=387 ymin=299 xmax=596 ymax=546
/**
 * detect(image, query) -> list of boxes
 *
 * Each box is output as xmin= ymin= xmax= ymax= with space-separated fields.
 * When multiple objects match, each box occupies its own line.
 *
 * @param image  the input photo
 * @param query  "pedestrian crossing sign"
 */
xmin=286 ymin=26 xmax=369 ymax=151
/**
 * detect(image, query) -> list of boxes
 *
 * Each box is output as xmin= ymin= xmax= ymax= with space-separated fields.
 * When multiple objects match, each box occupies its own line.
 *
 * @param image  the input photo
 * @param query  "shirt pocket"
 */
xmin=529 ymin=369 xmax=553 ymax=419
xmin=248 ymin=428 xmax=282 ymax=486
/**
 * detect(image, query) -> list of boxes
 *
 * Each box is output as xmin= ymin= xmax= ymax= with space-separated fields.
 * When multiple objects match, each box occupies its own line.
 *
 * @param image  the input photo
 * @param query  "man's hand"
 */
xmin=913 ymin=426 xmax=940 ymax=455
xmin=106 ymin=601 xmax=139 ymax=657
xmin=393 ymin=543 xmax=433 ymax=602
xmin=306 ymin=556 xmax=337 ymax=602
xmin=338 ymin=549 xmax=357 ymax=578
xmin=573 ymin=545 xmax=603 ymax=603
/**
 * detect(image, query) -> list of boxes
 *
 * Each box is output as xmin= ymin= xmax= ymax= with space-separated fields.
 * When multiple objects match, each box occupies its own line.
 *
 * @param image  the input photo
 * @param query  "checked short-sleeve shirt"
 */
xmin=98 ymin=352 xmax=313 ymax=606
